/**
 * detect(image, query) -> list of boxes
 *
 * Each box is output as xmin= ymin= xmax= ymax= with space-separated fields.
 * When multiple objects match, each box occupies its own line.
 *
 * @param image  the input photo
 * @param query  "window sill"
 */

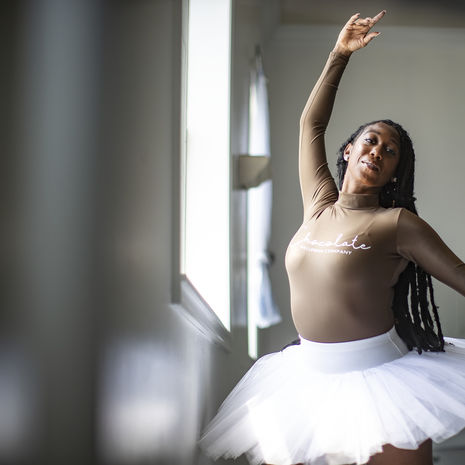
xmin=171 ymin=277 xmax=231 ymax=351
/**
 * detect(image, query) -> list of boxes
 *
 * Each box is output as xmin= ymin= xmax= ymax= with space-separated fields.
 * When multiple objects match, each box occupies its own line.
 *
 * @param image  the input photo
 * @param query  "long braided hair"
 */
xmin=336 ymin=119 xmax=444 ymax=354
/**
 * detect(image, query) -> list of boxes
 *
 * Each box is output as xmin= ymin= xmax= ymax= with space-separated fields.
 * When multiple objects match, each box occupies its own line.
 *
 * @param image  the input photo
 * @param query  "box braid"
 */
xmin=336 ymin=119 xmax=444 ymax=354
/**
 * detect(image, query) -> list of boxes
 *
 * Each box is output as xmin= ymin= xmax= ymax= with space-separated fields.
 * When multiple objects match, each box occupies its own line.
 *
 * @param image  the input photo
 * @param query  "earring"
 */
xmin=391 ymin=177 xmax=397 ymax=183
xmin=344 ymin=155 xmax=349 ymax=161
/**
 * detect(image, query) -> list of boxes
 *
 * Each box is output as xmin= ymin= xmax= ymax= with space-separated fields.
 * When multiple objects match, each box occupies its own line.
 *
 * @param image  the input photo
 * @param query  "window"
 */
xmin=179 ymin=0 xmax=232 ymax=334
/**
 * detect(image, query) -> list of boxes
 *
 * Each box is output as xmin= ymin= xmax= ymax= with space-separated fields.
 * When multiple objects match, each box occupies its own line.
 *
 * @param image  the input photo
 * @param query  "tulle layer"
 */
xmin=199 ymin=332 xmax=465 ymax=465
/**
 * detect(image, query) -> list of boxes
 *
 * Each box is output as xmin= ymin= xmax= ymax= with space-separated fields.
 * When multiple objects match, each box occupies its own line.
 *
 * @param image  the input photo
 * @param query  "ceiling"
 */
xmin=280 ymin=0 xmax=465 ymax=28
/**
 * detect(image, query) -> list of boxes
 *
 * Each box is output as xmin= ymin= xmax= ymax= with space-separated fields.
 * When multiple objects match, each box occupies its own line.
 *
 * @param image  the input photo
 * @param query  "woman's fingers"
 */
xmin=364 ymin=31 xmax=381 ymax=45
xmin=346 ymin=12 xmax=360 ymax=26
xmin=349 ymin=10 xmax=386 ymax=28
xmin=354 ymin=18 xmax=371 ymax=26
xmin=371 ymin=10 xmax=386 ymax=25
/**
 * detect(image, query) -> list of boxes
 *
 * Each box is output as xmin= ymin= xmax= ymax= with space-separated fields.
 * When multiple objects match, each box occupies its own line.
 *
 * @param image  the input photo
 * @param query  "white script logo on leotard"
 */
xmin=294 ymin=233 xmax=371 ymax=256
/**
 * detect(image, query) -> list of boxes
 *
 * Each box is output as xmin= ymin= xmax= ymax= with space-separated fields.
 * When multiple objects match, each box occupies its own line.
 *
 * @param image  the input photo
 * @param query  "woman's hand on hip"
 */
xmin=333 ymin=10 xmax=386 ymax=57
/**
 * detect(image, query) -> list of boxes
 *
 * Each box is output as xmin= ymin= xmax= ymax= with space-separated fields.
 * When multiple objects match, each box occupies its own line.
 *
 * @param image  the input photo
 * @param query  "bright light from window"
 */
xmin=182 ymin=0 xmax=231 ymax=330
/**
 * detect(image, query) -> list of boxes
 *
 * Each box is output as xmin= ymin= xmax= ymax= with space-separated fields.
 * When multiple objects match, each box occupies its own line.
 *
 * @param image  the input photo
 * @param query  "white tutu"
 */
xmin=199 ymin=327 xmax=465 ymax=465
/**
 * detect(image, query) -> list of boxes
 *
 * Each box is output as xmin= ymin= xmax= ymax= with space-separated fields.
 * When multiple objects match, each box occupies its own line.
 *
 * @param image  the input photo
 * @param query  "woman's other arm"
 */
xmin=299 ymin=11 xmax=386 ymax=221
xmin=397 ymin=209 xmax=465 ymax=296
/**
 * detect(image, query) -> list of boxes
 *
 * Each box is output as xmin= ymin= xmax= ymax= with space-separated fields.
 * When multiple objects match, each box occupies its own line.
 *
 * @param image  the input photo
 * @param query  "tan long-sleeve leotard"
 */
xmin=285 ymin=52 xmax=465 ymax=342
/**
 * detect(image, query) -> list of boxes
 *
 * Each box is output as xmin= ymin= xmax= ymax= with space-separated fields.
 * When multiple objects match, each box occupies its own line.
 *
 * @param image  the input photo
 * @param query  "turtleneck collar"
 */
xmin=336 ymin=191 xmax=379 ymax=210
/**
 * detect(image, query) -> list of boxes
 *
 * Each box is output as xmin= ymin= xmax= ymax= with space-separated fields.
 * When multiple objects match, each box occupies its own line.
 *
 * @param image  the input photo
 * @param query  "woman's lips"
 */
xmin=362 ymin=160 xmax=380 ymax=172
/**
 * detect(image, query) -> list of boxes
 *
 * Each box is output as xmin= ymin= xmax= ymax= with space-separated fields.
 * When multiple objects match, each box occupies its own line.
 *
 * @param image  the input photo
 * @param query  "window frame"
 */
xmin=171 ymin=0 xmax=233 ymax=351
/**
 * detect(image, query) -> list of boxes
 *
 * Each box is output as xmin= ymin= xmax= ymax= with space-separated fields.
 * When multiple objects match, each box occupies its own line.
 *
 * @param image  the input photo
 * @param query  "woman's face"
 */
xmin=342 ymin=122 xmax=401 ymax=194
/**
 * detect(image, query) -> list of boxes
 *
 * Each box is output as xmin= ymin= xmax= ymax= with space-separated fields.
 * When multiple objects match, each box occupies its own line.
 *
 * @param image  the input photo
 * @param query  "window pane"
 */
xmin=182 ymin=0 xmax=231 ymax=330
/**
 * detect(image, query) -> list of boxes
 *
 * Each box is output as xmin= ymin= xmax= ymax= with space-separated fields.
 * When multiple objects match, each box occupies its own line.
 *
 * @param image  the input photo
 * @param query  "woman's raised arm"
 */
xmin=299 ymin=11 xmax=386 ymax=221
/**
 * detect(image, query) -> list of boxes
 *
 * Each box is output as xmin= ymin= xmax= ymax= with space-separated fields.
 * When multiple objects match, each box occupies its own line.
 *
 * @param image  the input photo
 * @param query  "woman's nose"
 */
xmin=370 ymin=147 xmax=382 ymax=159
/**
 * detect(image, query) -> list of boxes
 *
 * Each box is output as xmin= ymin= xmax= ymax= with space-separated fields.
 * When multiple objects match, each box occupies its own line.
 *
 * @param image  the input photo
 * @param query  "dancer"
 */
xmin=200 ymin=10 xmax=465 ymax=465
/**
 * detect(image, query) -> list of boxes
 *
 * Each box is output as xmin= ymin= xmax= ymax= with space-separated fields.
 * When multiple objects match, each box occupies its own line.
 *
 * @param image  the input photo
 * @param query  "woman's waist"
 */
xmin=292 ymin=304 xmax=395 ymax=343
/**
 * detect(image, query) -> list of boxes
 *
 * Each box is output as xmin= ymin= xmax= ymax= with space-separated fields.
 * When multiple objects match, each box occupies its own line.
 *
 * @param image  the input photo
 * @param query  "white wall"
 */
xmin=261 ymin=24 xmax=465 ymax=354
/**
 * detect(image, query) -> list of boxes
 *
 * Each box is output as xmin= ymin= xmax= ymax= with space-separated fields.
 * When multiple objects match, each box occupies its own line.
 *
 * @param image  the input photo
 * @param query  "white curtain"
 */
xmin=247 ymin=47 xmax=281 ymax=330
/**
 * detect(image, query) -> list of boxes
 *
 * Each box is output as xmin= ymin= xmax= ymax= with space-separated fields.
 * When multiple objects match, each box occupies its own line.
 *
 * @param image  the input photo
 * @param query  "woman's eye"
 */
xmin=386 ymin=147 xmax=396 ymax=155
xmin=364 ymin=138 xmax=374 ymax=143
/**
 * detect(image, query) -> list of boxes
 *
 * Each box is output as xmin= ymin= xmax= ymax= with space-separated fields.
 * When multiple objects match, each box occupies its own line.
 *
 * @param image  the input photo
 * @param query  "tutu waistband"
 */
xmin=296 ymin=326 xmax=409 ymax=373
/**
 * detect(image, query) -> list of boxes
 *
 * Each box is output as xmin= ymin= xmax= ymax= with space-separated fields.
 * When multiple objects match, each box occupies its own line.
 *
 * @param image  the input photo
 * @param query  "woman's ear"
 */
xmin=343 ymin=143 xmax=352 ymax=161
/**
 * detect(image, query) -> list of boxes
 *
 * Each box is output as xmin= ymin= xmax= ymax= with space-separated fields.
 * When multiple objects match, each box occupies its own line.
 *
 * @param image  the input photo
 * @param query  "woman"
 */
xmin=200 ymin=11 xmax=465 ymax=465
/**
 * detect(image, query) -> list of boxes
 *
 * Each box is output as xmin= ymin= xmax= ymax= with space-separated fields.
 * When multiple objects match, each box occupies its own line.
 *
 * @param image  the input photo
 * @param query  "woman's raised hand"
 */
xmin=333 ymin=10 xmax=386 ymax=56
